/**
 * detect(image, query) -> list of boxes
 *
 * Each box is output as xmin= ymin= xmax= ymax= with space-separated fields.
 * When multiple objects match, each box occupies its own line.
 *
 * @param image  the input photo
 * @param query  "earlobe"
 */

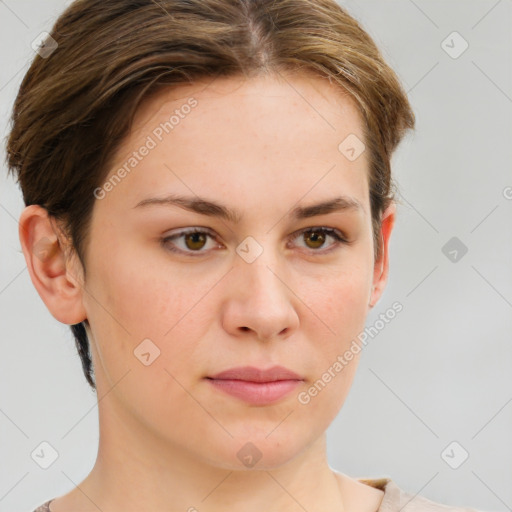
xmin=368 ymin=203 xmax=396 ymax=309
xmin=18 ymin=205 xmax=87 ymax=325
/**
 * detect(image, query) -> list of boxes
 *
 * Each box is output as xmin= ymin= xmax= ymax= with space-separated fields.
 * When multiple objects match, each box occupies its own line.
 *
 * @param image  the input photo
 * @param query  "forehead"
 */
xmin=101 ymin=72 xmax=370 ymax=218
xmin=132 ymin=72 xmax=363 ymax=141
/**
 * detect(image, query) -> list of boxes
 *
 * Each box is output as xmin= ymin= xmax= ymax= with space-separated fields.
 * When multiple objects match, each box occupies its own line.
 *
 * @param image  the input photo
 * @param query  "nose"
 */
xmin=220 ymin=253 xmax=300 ymax=342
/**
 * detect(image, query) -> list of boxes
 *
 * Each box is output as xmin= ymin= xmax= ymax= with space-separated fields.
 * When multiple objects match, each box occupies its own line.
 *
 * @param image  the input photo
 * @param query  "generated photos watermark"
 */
xmin=297 ymin=300 xmax=403 ymax=405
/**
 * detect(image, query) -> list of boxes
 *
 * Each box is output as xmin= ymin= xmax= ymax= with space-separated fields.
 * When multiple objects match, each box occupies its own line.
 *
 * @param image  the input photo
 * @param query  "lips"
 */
xmin=205 ymin=365 xmax=304 ymax=405
xmin=207 ymin=365 xmax=303 ymax=383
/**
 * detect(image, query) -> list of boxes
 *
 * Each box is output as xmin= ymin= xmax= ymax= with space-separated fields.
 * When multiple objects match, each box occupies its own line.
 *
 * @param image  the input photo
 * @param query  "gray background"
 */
xmin=0 ymin=1 xmax=511 ymax=511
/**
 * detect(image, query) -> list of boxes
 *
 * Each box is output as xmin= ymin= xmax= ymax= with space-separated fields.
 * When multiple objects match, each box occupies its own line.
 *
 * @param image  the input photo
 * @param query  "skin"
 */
xmin=20 ymin=72 xmax=395 ymax=512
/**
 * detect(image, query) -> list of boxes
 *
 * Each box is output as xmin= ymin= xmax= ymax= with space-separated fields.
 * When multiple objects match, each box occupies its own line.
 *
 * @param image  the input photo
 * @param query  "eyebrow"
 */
xmin=133 ymin=194 xmax=364 ymax=223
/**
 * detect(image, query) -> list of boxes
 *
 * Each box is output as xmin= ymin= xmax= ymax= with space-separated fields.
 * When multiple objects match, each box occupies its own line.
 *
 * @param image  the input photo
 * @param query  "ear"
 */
xmin=18 ymin=205 xmax=87 ymax=325
xmin=368 ymin=202 xmax=396 ymax=309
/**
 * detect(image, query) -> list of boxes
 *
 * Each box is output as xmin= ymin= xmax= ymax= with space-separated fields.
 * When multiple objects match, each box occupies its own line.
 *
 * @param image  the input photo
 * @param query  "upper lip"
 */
xmin=207 ymin=365 xmax=303 ymax=382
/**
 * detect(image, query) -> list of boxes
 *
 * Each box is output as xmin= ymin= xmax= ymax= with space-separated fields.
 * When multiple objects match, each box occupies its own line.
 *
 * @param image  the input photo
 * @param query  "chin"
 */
xmin=201 ymin=432 xmax=311 ymax=472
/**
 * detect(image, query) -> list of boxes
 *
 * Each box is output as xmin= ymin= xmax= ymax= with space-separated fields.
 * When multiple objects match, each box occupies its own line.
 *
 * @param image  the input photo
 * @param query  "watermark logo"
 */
xmin=441 ymin=236 xmax=468 ymax=263
xmin=32 ymin=236 xmax=54 ymax=261
xmin=236 ymin=236 xmax=264 ymax=263
xmin=236 ymin=442 xmax=262 ymax=468
xmin=338 ymin=133 xmax=365 ymax=162
xmin=31 ymin=441 xmax=59 ymax=469
xmin=32 ymin=32 xmax=58 ymax=59
xmin=134 ymin=338 xmax=161 ymax=366
xmin=441 ymin=31 xmax=469 ymax=59
xmin=441 ymin=441 xmax=469 ymax=469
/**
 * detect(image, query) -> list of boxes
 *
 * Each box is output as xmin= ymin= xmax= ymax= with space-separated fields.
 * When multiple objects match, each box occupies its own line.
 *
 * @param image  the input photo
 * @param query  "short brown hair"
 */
xmin=5 ymin=0 xmax=415 ymax=390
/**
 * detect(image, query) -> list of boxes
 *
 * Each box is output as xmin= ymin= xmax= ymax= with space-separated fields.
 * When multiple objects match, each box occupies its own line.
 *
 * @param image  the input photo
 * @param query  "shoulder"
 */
xmin=30 ymin=499 xmax=54 ymax=512
xmin=361 ymin=477 xmax=485 ymax=512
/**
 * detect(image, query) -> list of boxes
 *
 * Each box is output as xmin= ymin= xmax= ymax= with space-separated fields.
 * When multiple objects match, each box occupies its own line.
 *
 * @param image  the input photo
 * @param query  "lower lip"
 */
xmin=206 ymin=378 xmax=302 ymax=405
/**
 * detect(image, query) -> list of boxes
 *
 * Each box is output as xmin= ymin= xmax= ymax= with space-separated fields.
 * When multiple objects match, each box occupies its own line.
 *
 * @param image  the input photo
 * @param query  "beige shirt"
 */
xmin=358 ymin=477 xmax=484 ymax=511
xmin=31 ymin=477 xmax=484 ymax=511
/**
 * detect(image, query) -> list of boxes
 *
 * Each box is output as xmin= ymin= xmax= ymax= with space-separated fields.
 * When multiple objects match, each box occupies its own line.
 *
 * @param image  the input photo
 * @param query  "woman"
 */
xmin=6 ymin=0 xmax=483 ymax=510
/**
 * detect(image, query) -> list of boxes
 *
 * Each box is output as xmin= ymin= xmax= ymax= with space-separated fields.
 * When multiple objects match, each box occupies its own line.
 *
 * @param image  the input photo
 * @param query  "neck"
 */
xmin=68 ymin=401 xmax=346 ymax=512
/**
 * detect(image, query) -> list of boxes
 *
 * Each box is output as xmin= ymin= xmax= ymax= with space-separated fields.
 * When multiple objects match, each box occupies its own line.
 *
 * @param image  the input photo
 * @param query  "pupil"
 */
xmin=307 ymin=231 xmax=324 ymax=248
xmin=186 ymin=233 xmax=206 ymax=250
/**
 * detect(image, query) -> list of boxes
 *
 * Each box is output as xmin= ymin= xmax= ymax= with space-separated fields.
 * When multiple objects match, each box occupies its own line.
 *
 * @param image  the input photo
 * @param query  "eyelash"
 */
xmin=161 ymin=226 xmax=350 ymax=257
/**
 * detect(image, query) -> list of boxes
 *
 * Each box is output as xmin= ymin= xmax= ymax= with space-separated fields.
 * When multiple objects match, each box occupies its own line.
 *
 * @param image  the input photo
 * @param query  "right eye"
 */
xmin=161 ymin=228 xmax=222 ymax=256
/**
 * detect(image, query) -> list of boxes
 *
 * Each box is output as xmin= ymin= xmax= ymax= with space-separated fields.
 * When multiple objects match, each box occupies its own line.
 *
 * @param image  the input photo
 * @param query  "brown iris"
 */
xmin=184 ymin=232 xmax=208 ymax=251
xmin=303 ymin=229 xmax=326 ymax=249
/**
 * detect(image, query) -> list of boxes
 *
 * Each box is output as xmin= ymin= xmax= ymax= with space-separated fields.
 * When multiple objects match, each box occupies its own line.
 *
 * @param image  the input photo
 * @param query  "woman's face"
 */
xmin=78 ymin=73 xmax=393 ymax=469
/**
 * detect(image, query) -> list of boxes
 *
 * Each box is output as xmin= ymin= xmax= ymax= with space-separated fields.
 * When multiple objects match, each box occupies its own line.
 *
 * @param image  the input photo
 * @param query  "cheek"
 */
xmin=91 ymin=249 xmax=192 ymax=337
xmin=88 ymin=253 xmax=217 ymax=384
xmin=297 ymin=355 xmax=360 ymax=425
xmin=305 ymin=259 xmax=372 ymax=336
xmin=298 ymin=259 xmax=371 ymax=397
xmin=86 ymin=260 xmax=207 ymax=434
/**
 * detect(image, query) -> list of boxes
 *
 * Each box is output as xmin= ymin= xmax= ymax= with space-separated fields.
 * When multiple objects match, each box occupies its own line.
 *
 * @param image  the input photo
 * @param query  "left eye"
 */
xmin=161 ymin=227 xmax=348 ymax=256
xmin=291 ymin=227 xmax=348 ymax=252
